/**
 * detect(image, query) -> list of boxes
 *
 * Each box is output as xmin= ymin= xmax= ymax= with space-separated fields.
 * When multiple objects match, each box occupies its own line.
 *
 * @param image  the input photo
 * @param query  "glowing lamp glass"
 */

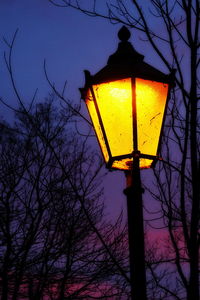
xmin=85 ymin=77 xmax=169 ymax=170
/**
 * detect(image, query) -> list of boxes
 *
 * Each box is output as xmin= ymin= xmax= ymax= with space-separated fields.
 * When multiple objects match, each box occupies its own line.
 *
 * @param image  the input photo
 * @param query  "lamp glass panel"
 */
xmin=112 ymin=158 xmax=153 ymax=169
xmin=140 ymin=158 xmax=153 ymax=169
xmin=136 ymin=78 xmax=169 ymax=157
xmin=86 ymin=90 xmax=109 ymax=162
xmin=93 ymin=78 xmax=133 ymax=157
xmin=112 ymin=158 xmax=133 ymax=170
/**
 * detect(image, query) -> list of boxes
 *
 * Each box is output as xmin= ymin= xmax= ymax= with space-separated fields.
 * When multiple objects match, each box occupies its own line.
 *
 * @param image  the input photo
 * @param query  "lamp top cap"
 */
xmin=82 ymin=25 xmax=174 ymax=86
xmin=118 ymin=26 xmax=131 ymax=42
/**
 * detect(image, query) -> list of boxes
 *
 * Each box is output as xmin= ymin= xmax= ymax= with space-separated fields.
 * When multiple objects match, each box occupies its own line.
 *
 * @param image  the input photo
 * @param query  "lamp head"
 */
xmin=81 ymin=27 xmax=174 ymax=170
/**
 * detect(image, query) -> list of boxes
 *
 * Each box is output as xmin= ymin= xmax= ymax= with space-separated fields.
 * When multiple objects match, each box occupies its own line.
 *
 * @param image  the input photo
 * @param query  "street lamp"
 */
xmin=80 ymin=26 xmax=173 ymax=300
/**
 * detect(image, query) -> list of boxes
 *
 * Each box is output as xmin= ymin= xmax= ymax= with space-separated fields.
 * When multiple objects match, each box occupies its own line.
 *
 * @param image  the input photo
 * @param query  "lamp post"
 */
xmin=80 ymin=26 xmax=173 ymax=300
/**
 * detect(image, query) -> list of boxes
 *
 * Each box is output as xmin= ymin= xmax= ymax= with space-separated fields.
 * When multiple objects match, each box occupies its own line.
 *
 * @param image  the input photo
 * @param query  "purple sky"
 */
xmin=0 ymin=0 xmax=162 ymax=220
xmin=0 ymin=1 xmax=118 ymax=101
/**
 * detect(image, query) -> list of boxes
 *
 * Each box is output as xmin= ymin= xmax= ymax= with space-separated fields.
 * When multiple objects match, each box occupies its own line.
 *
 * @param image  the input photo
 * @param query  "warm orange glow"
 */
xmin=86 ymin=90 xmax=109 ymax=162
xmin=112 ymin=158 xmax=154 ymax=170
xmin=93 ymin=78 xmax=133 ymax=157
xmin=136 ymin=78 xmax=169 ymax=164
xmin=112 ymin=158 xmax=133 ymax=170
xmin=85 ymin=77 xmax=169 ymax=170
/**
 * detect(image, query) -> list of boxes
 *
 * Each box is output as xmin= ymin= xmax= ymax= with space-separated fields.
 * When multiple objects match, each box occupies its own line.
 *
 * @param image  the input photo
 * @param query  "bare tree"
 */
xmin=0 ymin=30 xmax=134 ymax=299
xmin=48 ymin=1 xmax=199 ymax=299
xmin=0 ymin=98 xmax=130 ymax=299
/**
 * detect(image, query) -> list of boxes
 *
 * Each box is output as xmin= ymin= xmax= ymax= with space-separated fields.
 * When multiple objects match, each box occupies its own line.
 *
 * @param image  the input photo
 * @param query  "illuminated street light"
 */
xmin=80 ymin=26 xmax=173 ymax=300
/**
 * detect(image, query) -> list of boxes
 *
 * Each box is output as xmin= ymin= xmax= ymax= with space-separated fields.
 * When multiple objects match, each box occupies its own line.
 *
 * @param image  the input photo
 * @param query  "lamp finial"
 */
xmin=118 ymin=26 xmax=131 ymax=42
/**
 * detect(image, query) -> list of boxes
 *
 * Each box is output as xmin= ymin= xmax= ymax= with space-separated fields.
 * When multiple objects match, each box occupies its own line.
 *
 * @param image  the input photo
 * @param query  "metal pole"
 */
xmin=124 ymin=153 xmax=147 ymax=300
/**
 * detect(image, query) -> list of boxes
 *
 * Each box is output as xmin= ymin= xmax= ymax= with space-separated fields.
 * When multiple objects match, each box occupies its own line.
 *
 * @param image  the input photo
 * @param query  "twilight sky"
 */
xmin=0 ymin=0 xmax=161 ymax=219
xmin=0 ymin=1 xmax=120 ymax=103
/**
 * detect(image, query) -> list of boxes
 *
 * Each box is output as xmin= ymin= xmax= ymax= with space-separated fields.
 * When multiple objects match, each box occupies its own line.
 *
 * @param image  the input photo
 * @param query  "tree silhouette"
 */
xmin=0 ymin=31 xmax=134 ymax=299
xmin=0 ymin=98 xmax=129 ymax=299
